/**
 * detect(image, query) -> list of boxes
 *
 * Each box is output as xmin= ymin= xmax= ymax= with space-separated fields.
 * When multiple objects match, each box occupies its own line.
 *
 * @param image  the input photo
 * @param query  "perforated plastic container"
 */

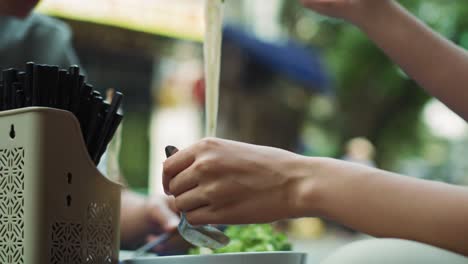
xmin=0 ymin=107 xmax=122 ymax=264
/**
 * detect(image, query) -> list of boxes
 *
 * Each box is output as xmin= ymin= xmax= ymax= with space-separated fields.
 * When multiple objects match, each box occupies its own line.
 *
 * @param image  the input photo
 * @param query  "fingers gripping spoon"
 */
xmin=165 ymin=146 xmax=230 ymax=249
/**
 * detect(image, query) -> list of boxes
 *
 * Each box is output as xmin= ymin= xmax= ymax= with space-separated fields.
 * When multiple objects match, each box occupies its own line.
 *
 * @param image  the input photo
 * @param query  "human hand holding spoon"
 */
xmin=165 ymin=146 xmax=230 ymax=249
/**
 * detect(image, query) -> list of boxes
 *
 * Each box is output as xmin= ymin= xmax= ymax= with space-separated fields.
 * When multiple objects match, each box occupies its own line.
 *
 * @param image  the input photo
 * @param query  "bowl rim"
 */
xmin=125 ymin=251 xmax=307 ymax=262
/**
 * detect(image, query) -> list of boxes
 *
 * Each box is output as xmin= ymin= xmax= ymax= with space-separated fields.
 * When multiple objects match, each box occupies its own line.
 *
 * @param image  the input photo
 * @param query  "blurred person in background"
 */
xmin=163 ymin=0 xmax=468 ymax=263
xmin=0 ymin=0 xmax=180 ymax=251
xmin=342 ymin=137 xmax=376 ymax=167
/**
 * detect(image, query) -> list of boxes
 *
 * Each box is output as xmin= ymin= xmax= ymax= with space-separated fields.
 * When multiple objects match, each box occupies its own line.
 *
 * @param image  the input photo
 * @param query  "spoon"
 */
xmin=165 ymin=146 xmax=230 ymax=249
xmin=132 ymin=229 xmax=177 ymax=258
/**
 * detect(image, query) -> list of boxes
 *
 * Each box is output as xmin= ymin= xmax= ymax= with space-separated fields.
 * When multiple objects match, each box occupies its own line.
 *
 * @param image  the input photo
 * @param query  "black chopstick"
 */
xmin=1 ymin=64 xmax=124 ymax=166
xmin=95 ymin=112 xmax=123 ymax=165
xmin=93 ymin=91 xmax=123 ymax=162
xmin=2 ymin=68 xmax=18 ymax=110
xmin=68 ymin=65 xmax=81 ymax=114
xmin=24 ymin=62 xmax=34 ymax=106
xmin=57 ymin=69 xmax=69 ymax=109
xmin=85 ymin=95 xmax=105 ymax=151
xmin=15 ymin=86 xmax=25 ymax=108
xmin=47 ymin=66 xmax=59 ymax=107
xmin=33 ymin=64 xmax=48 ymax=106
xmin=77 ymin=83 xmax=93 ymax=138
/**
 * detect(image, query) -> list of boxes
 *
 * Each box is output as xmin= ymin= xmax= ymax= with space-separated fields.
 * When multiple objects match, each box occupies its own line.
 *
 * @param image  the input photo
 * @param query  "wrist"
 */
xmin=285 ymin=156 xmax=327 ymax=219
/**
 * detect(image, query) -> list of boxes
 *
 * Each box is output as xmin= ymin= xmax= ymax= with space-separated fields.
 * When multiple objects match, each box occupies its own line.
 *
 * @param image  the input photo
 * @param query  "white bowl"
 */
xmin=123 ymin=252 xmax=307 ymax=264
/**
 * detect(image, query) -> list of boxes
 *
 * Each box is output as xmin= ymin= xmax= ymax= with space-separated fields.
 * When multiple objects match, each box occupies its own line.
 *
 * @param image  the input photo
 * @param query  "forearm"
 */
xmin=297 ymin=158 xmax=468 ymax=256
xmin=355 ymin=1 xmax=468 ymax=120
xmin=120 ymin=190 xmax=152 ymax=249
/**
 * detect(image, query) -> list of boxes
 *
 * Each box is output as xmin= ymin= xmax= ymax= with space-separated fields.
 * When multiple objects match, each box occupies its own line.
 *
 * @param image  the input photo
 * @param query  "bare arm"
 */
xmin=298 ymin=158 xmax=468 ymax=256
xmin=357 ymin=1 xmax=468 ymax=120
xmin=163 ymin=138 xmax=468 ymax=256
xmin=120 ymin=190 xmax=151 ymax=249
xmin=302 ymin=0 xmax=468 ymax=120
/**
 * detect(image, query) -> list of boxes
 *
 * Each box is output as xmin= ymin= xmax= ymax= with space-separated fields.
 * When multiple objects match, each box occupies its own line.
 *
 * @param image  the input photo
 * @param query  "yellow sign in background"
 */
xmin=37 ymin=0 xmax=205 ymax=41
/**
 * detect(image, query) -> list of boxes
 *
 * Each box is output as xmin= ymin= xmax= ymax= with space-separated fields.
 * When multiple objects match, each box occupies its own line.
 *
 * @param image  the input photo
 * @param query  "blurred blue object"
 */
xmin=223 ymin=25 xmax=331 ymax=93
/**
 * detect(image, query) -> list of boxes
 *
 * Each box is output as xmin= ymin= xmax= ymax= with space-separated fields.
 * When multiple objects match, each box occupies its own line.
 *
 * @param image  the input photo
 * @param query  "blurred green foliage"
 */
xmin=119 ymin=111 xmax=150 ymax=189
xmin=282 ymin=0 xmax=468 ymax=169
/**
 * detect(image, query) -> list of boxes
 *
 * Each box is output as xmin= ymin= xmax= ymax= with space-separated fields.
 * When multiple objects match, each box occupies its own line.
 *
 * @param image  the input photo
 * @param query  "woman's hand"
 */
xmin=163 ymin=138 xmax=314 ymax=225
xmin=300 ymin=0 xmax=393 ymax=26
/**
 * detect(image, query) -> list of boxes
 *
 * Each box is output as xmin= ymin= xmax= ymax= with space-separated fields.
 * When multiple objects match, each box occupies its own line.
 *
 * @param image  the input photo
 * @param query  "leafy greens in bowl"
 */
xmin=189 ymin=224 xmax=291 ymax=255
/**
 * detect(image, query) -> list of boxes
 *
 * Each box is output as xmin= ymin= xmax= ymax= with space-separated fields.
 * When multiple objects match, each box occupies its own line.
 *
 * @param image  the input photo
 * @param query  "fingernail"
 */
xmin=165 ymin=145 xmax=178 ymax=158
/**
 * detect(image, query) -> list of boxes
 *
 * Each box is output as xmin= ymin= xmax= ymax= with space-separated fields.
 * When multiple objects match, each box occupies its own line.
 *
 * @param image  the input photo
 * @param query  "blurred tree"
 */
xmin=280 ymin=0 xmax=468 ymax=170
xmin=119 ymin=111 xmax=151 ymax=190
xmin=217 ymin=41 xmax=312 ymax=151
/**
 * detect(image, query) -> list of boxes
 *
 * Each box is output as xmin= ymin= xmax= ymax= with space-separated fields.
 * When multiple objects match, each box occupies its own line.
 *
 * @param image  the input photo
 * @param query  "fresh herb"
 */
xmin=189 ymin=224 xmax=292 ymax=255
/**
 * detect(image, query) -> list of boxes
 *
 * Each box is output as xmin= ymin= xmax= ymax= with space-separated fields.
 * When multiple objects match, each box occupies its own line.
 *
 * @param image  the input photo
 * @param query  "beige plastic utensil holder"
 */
xmin=0 ymin=107 xmax=122 ymax=264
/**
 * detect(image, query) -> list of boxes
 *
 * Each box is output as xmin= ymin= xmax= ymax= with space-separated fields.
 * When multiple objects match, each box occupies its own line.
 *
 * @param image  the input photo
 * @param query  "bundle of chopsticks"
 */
xmin=0 ymin=62 xmax=123 ymax=165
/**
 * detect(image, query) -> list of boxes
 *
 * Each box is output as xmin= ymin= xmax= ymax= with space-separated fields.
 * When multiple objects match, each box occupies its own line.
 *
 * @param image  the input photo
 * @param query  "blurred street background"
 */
xmin=36 ymin=0 xmax=468 ymax=261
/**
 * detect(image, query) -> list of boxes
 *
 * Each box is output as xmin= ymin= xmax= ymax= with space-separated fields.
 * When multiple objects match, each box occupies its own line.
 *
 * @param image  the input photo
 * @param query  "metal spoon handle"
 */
xmin=133 ymin=230 xmax=175 ymax=257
